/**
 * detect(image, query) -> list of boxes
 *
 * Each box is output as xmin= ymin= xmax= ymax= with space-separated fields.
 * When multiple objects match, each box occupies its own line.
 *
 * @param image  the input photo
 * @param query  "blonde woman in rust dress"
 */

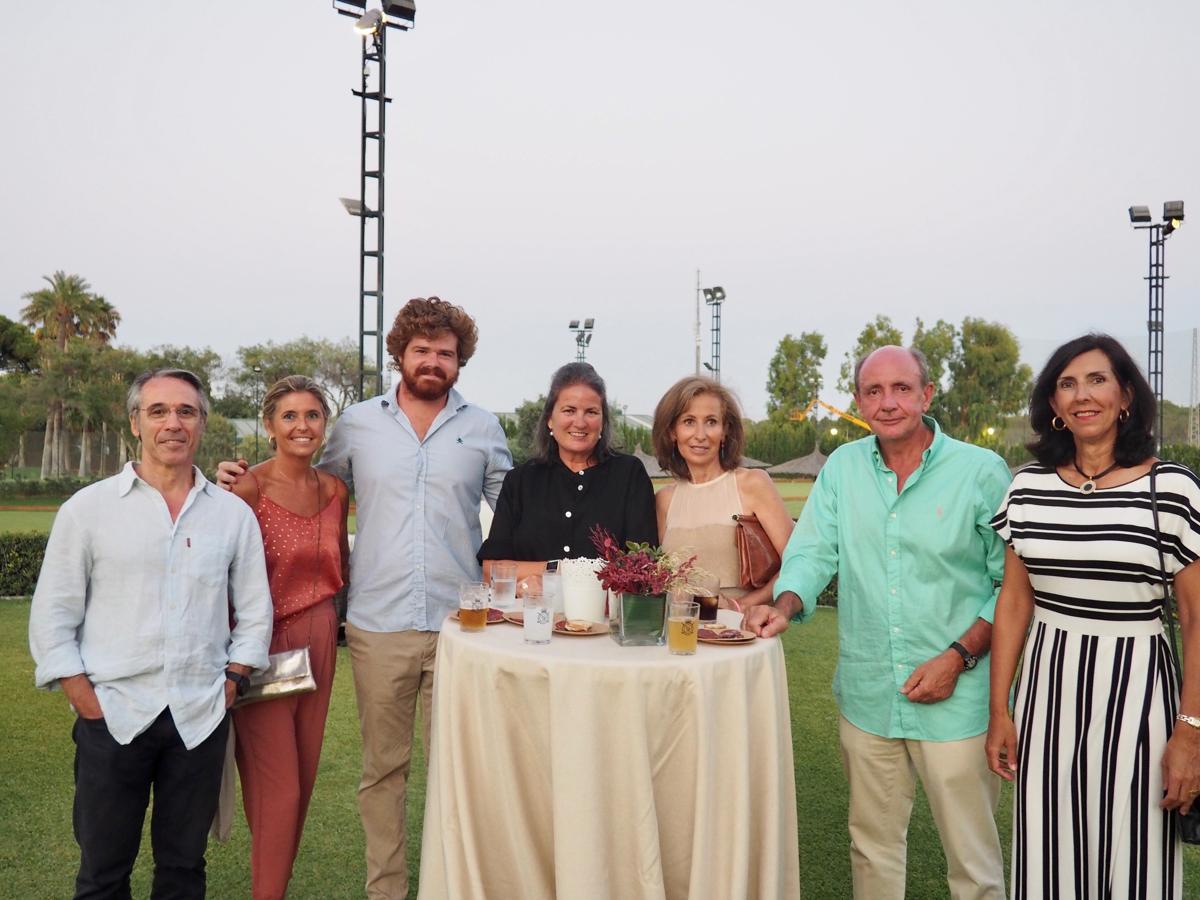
xmin=652 ymin=376 xmax=793 ymax=612
xmin=229 ymin=376 xmax=350 ymax=900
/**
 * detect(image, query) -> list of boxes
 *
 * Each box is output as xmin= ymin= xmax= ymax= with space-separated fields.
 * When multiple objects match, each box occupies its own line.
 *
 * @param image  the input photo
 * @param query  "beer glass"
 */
xmin=668 ymin=598 xmax=700 ymax=655
xmin=459 ymin=581 xmax=489 ymax=632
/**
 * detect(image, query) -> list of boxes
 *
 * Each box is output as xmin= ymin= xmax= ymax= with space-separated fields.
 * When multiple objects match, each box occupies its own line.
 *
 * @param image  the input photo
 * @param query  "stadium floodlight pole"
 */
xmin=333 ymin=0 xmax=416 ymax=401
xmin=568 ymin=318 xmax=595 ymax=362
xmin=702 ymin=285 xmax=726 ymax=383
xmin=1129 ymin=201 xmax=1185 ymax=449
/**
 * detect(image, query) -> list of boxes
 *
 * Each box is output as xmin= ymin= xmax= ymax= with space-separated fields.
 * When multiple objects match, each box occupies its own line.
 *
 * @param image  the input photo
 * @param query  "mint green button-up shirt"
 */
xmin=775 ymin=418 xmax=1011 ymax=741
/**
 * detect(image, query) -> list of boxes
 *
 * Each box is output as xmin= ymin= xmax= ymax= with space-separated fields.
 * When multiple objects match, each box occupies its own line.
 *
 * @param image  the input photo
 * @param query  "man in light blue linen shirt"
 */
xmin=222 ymin=297 xmax=512 ymax=899
xmin=746 ymin=346 xmax=1011 ymax=900
xmin=29 ymin=368 xmax=272 ymax=900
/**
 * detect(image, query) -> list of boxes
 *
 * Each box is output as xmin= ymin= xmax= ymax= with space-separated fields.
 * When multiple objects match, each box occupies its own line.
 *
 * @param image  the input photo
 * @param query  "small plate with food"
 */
xmin=553 ymin=619 xmax=609 ymax=636
xmin=697 ymin=625 xmax=756 ymax=645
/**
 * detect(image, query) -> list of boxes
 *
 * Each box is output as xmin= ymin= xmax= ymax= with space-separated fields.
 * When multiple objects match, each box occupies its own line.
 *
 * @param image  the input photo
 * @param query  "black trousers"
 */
xmin=72 ymin=708 xmax=229 ymax=900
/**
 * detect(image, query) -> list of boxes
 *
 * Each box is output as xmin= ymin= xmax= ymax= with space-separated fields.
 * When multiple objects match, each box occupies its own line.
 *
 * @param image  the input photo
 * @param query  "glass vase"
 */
xmin=608 ymin=591 xmax=667 ymax=647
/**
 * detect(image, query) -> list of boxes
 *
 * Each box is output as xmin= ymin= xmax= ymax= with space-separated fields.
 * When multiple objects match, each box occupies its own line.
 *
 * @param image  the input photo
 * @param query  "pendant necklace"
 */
xmin=1073 ymin=459 xmax=1119 ymax=494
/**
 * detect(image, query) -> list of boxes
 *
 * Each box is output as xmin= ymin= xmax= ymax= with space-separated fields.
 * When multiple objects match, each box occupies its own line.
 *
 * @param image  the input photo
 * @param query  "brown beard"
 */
xmin=401 ymin=364 xmax=457 ymax=401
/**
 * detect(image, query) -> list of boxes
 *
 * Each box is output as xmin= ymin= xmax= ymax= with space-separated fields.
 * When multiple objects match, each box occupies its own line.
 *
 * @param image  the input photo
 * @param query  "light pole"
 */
xmin=702 ymin=286 xmax=726 ymax=382
xmin=252 ymin=364 xmax=263 ymax=463
xmin=568 ymin=318 xmax=595 ymax=361
xmin=334 ymin=1 xmax=417 ymax=401
xmin=1129 ymin=201 xmax=1185 ymax=448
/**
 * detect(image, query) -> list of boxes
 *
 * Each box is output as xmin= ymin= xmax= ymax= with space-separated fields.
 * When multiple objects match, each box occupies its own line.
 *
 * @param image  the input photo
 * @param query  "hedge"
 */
xmin=0 ymin=477 xmax=95 ymax=501
xmin=0 ymin=531 xmax=48 ymax=596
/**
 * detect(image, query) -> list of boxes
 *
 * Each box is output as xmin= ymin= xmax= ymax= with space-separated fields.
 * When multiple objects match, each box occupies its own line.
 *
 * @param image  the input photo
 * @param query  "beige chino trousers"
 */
xmin=346 ymin=624 xmax=439 ymax=900
xmin=838 ymin=716 xmax=1005 ymax=900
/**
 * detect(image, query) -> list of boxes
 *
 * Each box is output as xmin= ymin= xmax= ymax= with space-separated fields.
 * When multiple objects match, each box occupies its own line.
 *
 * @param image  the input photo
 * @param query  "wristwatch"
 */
xmin=949 ymin=641 xmax=978 ymax=671
xmin=225 ymin=668 xmax=250 ymax=697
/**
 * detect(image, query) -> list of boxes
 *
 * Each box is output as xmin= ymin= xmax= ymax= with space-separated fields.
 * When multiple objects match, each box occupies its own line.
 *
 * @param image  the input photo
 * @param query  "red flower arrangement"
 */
xmin=589 ymin=525 xmax=696 ymax=596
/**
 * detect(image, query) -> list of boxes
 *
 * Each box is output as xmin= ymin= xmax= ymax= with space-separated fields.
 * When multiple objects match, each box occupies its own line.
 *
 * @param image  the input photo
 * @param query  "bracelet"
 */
xmin=1177 ymin=713 xmax=1200 ymax=730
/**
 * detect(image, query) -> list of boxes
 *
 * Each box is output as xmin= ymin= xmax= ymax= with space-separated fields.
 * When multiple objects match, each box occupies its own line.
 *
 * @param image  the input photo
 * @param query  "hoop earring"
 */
xmin=268 ymin=436 xmax=277 ymax=450
xmin=1051 ymin=416 xmax=1067 ymax=432
xmin=1118 ymin=408 xmax=1130 ymax=424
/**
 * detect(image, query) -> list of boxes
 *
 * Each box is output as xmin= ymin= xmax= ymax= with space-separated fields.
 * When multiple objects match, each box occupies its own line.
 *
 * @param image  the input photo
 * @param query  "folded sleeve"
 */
xmin=29 ymin=504 xmax=89 ymax=689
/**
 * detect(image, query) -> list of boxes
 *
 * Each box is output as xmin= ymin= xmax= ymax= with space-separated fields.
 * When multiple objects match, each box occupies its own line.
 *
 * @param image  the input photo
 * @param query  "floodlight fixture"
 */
xmin=382 ymin=0 xmax=417 ymax=28
xmin=583 ymin=318 xmax=594 ymax=330
xmin=568 ymin=319 xmax=580 ymax=329
xmin=1128 ymin=198 xmax=1186 ymax=449
xmin=704 ymin=286 xmax=726 ymax=305
xmin=569 ymin=317 xmax=595 ymax=361
xmin=354 ymin=9 xmax=383 ymax=34
xmin=340 ymin=197 xmax=364 ymax=216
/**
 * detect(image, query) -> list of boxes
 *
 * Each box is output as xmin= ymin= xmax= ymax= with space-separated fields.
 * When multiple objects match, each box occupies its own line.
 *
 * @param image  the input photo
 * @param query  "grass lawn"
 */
xmin=5 ymin=599 xmax=1198 ymax=897
xmin=0 ymin=509 xmax=57 ymax=534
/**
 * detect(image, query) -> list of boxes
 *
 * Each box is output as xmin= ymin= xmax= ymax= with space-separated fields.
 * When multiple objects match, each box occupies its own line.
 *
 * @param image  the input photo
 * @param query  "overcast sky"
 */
xmin=3 ymin=1 xmax=1198 ymax=418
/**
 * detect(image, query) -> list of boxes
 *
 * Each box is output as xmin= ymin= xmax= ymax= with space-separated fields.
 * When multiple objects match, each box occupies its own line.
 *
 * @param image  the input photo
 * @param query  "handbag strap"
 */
xmin=1150 ymin=462 xmax=1184 ymax=684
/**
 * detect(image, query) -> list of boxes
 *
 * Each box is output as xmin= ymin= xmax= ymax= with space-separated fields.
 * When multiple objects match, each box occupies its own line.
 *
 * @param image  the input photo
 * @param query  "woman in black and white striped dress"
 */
xmin=986 ymin=334 xmax=1200 ymax=899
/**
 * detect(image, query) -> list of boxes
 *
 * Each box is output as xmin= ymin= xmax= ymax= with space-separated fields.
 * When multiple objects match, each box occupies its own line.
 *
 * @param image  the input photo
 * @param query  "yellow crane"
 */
xmin=789 ymin=399 xmax=870 ymax=433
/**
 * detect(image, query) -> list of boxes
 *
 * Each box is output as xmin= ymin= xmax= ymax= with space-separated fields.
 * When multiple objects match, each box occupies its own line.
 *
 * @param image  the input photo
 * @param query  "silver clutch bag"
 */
xmin=235 ymin=646 xmax=317 ymax=707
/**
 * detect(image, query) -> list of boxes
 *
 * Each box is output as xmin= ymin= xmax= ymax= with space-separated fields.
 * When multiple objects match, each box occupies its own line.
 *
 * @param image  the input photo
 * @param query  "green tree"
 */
xmin=837 ymin=315 xmax=904 ymax=395
xmin=0 ymin=315 xmax=38 ymax=373
xmin=20 ymin=272 xmax=121 ymax=479
xmin=941 ymin=318 xmax=1032 ymax=440
xmin=765 ymin=332 xmax=827 ymax=419
xmin=234 ymin=337 xmax=371 ymax=415
xmin=507 ymin=397 xmax=545 ymax=464
xmin=912 ymin=317 xmax=958 ymax=423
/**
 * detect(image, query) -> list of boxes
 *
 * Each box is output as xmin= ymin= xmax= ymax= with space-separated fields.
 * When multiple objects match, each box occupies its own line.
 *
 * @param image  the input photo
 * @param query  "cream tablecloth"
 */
xmin=417 ymin=611 xmax=800 ymax=899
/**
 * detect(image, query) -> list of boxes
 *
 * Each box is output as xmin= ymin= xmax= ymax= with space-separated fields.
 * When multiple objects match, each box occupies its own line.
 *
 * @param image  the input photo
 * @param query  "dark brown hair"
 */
xmin=385 ymin=296 xmax=479 ymax=369
xmin=652 ymin=376 xmax=745 ymax=479
xmin=1027 ymin=333 xmax=1156 ymax=468
xmin=533 ymin=363 xmax=613 ymax=464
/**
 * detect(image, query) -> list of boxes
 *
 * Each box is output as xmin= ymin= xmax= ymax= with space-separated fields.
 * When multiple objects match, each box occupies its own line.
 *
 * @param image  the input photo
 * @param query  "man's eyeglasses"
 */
xmin=137 ymin=404 xmax=203 ymax=422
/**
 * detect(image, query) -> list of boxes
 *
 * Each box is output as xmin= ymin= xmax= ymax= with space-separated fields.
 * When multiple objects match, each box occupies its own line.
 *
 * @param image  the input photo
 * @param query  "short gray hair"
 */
xmin=126 ymin=369 xmax=209 ymax=418
xmin=852 ymin=346 xmax=931 ymax=393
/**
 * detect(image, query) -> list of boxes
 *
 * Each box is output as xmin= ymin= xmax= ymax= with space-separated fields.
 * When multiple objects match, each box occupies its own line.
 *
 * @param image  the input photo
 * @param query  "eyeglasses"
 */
xmin=137 ymin=404 xmax=203 ymax=422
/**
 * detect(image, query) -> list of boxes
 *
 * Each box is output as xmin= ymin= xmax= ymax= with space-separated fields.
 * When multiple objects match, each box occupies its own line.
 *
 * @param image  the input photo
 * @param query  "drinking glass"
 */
xmin=491 ymin=562 xmax=518 ymax=611
xmin=541 ymin=571 xmax=564 ymax=615
xmin=458 ymin=581 xmax=488 ymax=632
xmin=668 ymin=599 xmax=700 ymax=655
xmin=523 ymin=588 xmax=553 ymax=645
xmin=689 ymin=571 xmax=721 ymax=622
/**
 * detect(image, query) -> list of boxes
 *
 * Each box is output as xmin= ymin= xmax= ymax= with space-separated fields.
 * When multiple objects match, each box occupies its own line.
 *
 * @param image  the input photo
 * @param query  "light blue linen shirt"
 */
xmin=29 ymin=463 xmax=273 ymax=749
xmin=774 ymin=418 xmax=1011 ymax=741
xmin=319 ymin=384 xmax=512 ymax=633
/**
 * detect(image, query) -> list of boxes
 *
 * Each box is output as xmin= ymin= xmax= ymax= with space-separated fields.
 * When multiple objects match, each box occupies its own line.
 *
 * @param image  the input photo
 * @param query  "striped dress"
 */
xmin=991 ymin=461 xmax=1200 ymax=899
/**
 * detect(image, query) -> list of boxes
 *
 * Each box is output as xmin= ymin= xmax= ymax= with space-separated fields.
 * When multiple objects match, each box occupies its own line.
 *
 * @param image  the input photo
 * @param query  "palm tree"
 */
xmin=20 ymin=272 xmax=121 ymax=478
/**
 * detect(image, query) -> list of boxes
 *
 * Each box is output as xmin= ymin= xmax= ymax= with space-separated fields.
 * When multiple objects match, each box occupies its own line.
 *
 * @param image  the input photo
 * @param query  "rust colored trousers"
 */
xmin=234 ymin=599 xmax=338 ymax=900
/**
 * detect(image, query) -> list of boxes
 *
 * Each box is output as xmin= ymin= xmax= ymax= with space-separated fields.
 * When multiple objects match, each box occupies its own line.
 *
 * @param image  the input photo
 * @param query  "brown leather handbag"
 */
xmin=732 ymin=514 xmax=781 ymax=589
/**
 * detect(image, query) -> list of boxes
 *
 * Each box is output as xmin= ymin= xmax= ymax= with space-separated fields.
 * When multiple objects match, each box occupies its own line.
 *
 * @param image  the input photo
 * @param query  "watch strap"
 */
xmin=949 ymin=641 xmax=976 ymax=669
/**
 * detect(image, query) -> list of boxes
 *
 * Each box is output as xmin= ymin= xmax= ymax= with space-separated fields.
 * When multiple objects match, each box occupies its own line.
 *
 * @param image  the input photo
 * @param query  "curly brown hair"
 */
xmin=385 ymin=297 xmax=479 ymax=369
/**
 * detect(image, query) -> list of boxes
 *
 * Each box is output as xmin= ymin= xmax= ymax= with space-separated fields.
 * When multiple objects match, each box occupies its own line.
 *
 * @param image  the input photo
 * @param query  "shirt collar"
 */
xmin=870 ymin=415 xmax=943 ymax=470
xmin=117 ymin=461 xmax=213 ymax=497
xmin=382 ymin=383 xmax=470 ymax=415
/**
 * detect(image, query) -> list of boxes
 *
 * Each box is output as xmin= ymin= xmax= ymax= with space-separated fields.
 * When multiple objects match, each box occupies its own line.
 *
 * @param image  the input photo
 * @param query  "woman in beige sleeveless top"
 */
xmin=652 ymin=376 xmax=793 ymax=611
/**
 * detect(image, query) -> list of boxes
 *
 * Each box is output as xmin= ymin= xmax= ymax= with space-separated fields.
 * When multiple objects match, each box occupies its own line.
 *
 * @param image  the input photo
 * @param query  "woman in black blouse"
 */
xmin=479 ymin=362 xmax=658 ymax=588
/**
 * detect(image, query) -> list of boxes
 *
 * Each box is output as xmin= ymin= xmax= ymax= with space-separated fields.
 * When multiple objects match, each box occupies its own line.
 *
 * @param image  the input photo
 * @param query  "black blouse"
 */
xmin=477 ymin=452 xmax=658 ymax=562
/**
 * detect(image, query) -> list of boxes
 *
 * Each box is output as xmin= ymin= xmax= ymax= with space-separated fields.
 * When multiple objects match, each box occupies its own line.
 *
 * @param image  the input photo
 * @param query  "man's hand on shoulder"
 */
xmin=215 ymin=459 xmax=249 ymax=492
xmin=899 ymin=650 xmax=964 ymax=704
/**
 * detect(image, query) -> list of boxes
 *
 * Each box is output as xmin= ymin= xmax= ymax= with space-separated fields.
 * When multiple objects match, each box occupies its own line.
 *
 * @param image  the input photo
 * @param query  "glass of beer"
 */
xmin=668 ymin=598 xmax=700 ymax=655
xmin=459 ymin=581 xmax=489 ymax=632
xmin=690 ymin=571 xmax=721 ymax=622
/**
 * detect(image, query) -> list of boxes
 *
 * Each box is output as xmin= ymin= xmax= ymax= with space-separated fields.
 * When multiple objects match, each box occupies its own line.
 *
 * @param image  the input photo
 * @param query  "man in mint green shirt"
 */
xmin=746 ymin=346 xmax=1010 ymax=900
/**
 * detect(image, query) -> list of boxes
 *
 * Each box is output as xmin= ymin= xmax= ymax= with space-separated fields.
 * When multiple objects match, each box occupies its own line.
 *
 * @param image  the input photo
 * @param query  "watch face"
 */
xmin=964 ymin=656 xmax=978 ymax=670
